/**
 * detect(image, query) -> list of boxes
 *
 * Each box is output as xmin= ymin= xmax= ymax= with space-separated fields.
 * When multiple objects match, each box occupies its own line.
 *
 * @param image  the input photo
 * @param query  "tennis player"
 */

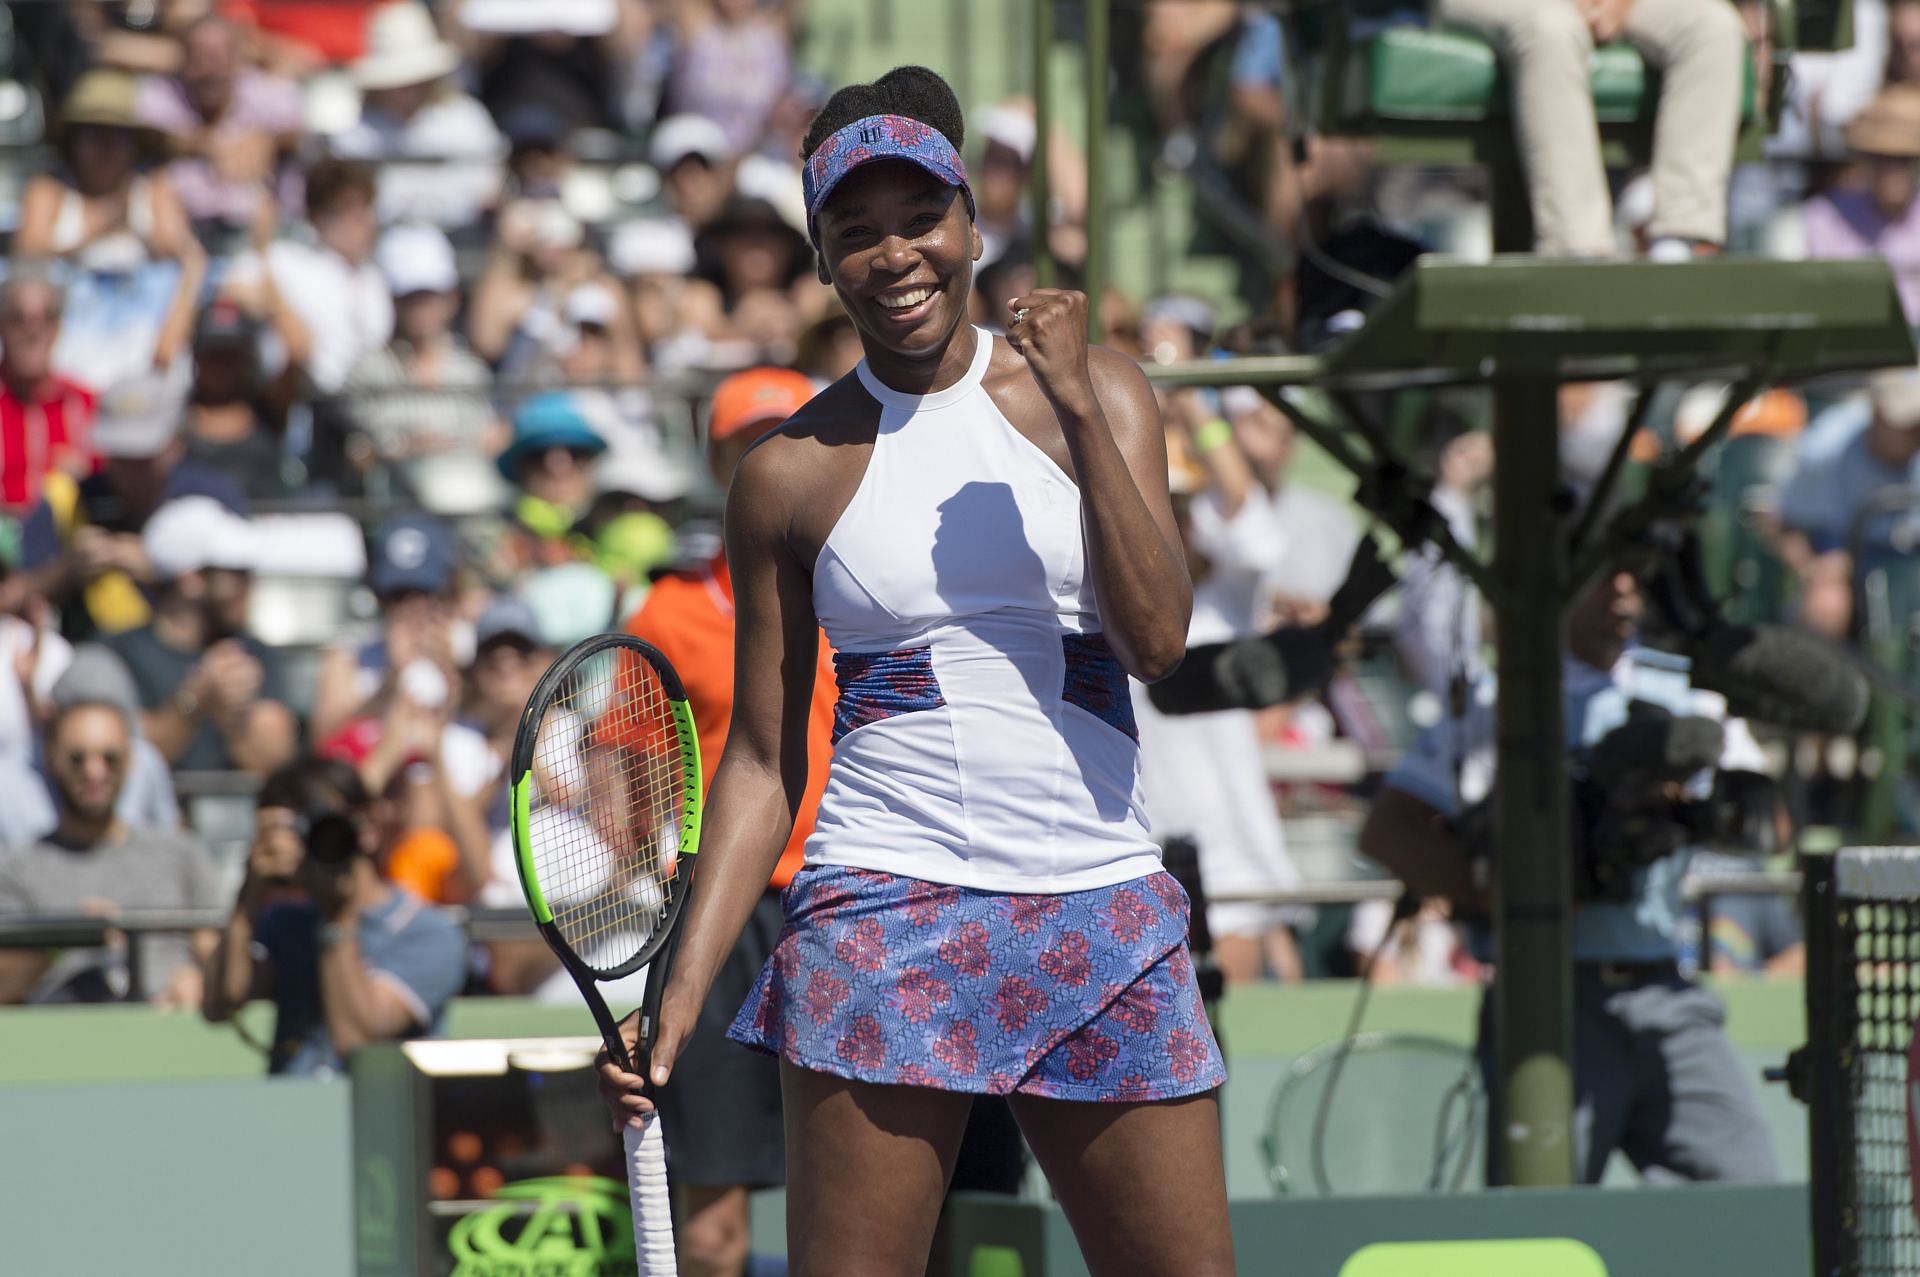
xmin=600 ymin=66 xmax=1233 ymax=1275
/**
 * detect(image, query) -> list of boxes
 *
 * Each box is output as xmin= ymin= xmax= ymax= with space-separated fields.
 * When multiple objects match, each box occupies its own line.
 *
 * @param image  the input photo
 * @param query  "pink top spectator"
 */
xmin=1803 ymin=188 xmax=1920 ymax=324
xmin=670 ymin=18 xmax=791 ymax=157
xmin=136 ymin=69 xmax=305 ymax=230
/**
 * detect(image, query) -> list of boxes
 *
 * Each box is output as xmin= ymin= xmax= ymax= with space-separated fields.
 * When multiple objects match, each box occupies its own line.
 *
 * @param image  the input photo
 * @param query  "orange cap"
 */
xmin=709 ymin=368 xmax=816 ymax=445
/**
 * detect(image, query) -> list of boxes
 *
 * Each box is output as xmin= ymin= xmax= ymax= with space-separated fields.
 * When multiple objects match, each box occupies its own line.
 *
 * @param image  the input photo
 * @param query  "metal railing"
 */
xmin=0 ymin=868 xmax=1805 ymax=1000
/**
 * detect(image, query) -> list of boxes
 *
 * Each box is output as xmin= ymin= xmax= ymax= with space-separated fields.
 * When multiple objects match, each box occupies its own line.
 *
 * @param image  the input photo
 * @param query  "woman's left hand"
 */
xmin=1007 ymin=290 xmax=1096 ymax=417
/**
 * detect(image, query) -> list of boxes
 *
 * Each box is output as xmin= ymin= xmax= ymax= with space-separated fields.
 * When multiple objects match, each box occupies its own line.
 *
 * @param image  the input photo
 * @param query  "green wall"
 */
xmin=0 ymin=978 xmax=1811 ymax=1276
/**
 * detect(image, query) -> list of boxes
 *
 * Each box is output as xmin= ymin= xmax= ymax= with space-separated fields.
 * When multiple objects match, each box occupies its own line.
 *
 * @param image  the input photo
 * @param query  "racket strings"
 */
xmin=527 ymin=650 xmax=684 ymax=972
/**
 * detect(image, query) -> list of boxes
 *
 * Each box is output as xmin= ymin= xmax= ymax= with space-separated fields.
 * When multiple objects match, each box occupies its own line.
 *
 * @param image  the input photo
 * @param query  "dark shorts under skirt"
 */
xmin=726 ymin=865 xmax=1227 ymax=1102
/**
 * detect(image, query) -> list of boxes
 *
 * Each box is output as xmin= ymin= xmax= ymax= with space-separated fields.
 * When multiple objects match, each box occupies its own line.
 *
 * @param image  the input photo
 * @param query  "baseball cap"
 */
xmin=143 ymin=496 xmax=260 ymax=578
xmin=649 ymin=114 xmax=729 ymax=171
xmin=368 ymin=513 xmax=458 ymax=597
xmin=50 ymin=643 xmax=142 ymax=726
xmin=91 ymin=372 xmax=184 ymax=460
xmin=501 ymin=102 xmax=571 ymax=153
xmin=976 ymin=103 xmax=1037 ymax=165
xmin=597 ymin=446 xmax=695 ymax=503
xmin=377 ymin=223 xmax=460 ymax=297
xmin=608 ymin=218 xmax=696 ymax=278
xmin=564 ymin=280 xmax=618 ymax=329
xmin=709 ymin=367 xmax=815 ymax=445
xmin=1872 ymin=366 xmax=1920 ymax=431
xmin=474 ymin=594 xmax=546 ymax=651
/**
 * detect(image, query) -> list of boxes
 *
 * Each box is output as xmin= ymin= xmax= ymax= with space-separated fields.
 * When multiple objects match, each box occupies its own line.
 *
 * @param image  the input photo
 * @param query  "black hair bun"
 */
xmin=802 ymin=64 xmax=966 ymax=161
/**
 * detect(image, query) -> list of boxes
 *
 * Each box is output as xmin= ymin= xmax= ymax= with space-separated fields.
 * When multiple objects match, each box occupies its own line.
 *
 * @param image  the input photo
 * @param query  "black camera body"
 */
xmin=296 ymin=808 xmax=363 ymax=872
xmin=1570 ymin=766 xmax=1778 ymax=902
xmin=1456 ymin=701 xmax=1779 ymax=905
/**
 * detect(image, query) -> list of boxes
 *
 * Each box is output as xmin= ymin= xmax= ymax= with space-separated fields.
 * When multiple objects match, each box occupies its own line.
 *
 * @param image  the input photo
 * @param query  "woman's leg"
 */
xmin=780 ymin=1062 xmax=977 ymax=1277
xmin=1009 ymin=1091 xmax=1235 ymax=1277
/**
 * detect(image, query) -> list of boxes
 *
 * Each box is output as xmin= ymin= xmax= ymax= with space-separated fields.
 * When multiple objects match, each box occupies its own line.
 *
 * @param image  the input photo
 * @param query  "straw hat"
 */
xmin=57 ymin=69 xmax=147 ymax=133
xmin=353 ymin=2 xmax=462 ymax=91
xmin=1845 ymin=85 xmax=1920 ymax=159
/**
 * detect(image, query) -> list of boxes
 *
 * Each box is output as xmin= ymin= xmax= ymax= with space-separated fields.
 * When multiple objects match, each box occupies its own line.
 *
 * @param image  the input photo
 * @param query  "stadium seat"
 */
xmin=1288 ymin=0 xmax=1779 ymax=172
xmin=1351 ymin=27 xmax=1756 ymax=128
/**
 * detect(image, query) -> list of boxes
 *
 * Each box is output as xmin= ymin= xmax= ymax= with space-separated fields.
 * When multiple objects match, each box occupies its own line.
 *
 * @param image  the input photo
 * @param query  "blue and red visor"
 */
xmin=802 ymin=113 xmax=973 ymax=242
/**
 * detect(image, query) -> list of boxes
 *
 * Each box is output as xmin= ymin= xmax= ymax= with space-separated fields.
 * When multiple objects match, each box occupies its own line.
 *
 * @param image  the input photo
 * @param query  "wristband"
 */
xmin=317 ymin=920 xmax=353 ymax=948
xmin=1193 ymin=419 xmax=1233 ymax=455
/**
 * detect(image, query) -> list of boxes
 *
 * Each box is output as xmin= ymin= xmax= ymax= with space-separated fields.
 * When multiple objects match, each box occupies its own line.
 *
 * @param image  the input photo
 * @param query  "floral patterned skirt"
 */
xmin=726 ymin=865 xmax=1226 ymax=1102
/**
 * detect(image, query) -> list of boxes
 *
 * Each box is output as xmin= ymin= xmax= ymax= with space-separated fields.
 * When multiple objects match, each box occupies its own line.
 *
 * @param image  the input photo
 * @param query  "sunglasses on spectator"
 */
xmin=2 ymin=308 xmax=58 ymax=325
xmin=64 ymin=748 xmax=124 ymax=770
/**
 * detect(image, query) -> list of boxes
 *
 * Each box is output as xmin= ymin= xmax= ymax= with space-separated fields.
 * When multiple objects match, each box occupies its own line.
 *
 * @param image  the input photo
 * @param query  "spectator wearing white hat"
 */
xmin=971 ymin=102 xmax=1039 ymax=271
xmin=651 ymin=113 xmax=734 ymax=231
xmin=331 ymin=1 xmax=505 ymax=231
xmin=102 ymin=496 xmax=297 ymax=775
xmin=16 ymin=372 xmax=247 ymax=640
xmin=539 ymin=282 xmax=653 ymax=458
xmin=343 ymin=224 xmax=507 ymax=513
xmin=609 ymin=217 xmax=723 ymax=372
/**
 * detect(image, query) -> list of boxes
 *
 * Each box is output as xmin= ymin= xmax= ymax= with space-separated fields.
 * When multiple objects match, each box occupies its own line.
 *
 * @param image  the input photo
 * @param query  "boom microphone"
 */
xmin=1146 ymin=625 xmax=1334 ymax=716
xmin=1683 ymin=623 xmax=1872 ymax=736
xmin=1147 ymin=534 xmax=1398 ymax=716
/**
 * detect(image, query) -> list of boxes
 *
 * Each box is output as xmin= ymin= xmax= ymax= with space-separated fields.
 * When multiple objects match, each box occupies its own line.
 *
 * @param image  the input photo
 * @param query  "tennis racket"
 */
xmin=508 ymin=632 xmax=703 ymax=1276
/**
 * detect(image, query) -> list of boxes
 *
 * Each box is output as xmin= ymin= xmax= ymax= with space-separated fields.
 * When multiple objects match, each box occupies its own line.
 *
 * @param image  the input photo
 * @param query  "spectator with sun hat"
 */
xmin=343 ymin=223 xmax=506 ymax=515
xmin=331 ymin=1 xmax=505 ymax=230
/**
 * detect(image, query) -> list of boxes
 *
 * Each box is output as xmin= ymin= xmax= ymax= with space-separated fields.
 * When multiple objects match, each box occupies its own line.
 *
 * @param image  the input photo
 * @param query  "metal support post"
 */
xmin=1084 ymin=0 xmax=1108 ymax=340
xmin=1489 ymin=375 xmax=1575 ymax=1188
xmin=1031 ymin=0 xmax=1054 ymax=289
xmin=1476 ymin=102 xmax=1574 ymax=1189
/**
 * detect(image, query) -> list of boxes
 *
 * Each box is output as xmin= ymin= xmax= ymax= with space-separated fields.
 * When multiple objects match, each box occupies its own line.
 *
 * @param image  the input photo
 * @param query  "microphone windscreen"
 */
xmin=1685 ymin=623 xmax=1871 ymax=735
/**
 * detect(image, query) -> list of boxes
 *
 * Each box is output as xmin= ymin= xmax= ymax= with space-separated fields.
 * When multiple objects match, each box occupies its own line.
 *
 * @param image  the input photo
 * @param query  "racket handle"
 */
xmin=624 ymin=1114 xmax=678 ymax=1276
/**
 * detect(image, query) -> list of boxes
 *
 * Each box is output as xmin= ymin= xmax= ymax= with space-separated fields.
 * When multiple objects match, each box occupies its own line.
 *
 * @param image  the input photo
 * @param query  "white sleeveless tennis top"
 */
xmin=805 ymin=328 xmax=1163 ymax=893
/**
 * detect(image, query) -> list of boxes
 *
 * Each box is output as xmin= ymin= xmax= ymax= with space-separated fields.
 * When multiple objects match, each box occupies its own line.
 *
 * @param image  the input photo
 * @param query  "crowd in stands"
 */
xmin=16 ymin=0 xmax=1920 ymax=1043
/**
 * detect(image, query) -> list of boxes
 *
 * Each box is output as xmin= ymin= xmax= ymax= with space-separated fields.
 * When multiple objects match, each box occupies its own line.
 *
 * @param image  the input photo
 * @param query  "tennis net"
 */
xmin=1808 ymin=847 xmax=1920 ymax=1276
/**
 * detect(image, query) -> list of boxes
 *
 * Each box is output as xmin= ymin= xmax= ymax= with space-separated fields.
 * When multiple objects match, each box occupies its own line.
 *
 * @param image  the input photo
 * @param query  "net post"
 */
xmin=1802 ymin=849 xmax=1847 ymax=1277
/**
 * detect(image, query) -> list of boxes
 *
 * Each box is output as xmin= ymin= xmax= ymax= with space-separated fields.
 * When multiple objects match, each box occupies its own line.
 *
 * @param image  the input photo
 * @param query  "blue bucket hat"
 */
xmin=498 ymin=393 xmax=607 ymax=480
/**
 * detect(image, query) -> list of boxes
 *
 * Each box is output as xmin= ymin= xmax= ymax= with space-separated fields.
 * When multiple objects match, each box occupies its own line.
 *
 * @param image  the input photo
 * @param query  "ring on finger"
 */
xmin=1013 ymin=307 xmax=1030 ymax=325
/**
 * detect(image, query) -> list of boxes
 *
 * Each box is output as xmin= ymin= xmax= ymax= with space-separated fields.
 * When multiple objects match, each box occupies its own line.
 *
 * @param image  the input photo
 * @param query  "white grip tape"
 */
xmin=625 ymin=1114 xmax=677 ymax=1275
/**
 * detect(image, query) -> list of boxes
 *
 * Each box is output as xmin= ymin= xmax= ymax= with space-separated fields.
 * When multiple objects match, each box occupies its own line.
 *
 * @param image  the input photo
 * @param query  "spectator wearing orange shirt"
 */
xmin=623 ymin=366 xmax=829 ymax=1277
